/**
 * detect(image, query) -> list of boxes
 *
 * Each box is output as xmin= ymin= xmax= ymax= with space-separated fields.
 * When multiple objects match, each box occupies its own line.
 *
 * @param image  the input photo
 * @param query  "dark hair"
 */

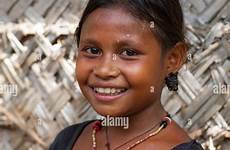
xmin=75 ymin=0 xmax=185 ymax=53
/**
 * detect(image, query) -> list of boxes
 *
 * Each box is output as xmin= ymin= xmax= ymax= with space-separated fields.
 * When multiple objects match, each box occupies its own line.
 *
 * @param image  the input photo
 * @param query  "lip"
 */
xmin=88 ymin=86 xmax=128 ymax=102
xmin=88 ymin=83 xmax=128 ymax=89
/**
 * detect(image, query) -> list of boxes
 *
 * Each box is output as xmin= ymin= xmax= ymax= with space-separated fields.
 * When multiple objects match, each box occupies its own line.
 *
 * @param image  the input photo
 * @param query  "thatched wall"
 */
xmin=0 ymin=0 xmax=229 ymax=149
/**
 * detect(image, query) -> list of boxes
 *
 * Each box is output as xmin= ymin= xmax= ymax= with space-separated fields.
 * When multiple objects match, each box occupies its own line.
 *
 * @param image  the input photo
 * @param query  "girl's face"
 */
xmin=76 ymin=8 xmax=168 ymax=116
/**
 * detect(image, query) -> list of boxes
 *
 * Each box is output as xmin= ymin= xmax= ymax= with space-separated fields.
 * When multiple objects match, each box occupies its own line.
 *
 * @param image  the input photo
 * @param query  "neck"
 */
xmin=106 ymin=100 xmax=167 ymax=136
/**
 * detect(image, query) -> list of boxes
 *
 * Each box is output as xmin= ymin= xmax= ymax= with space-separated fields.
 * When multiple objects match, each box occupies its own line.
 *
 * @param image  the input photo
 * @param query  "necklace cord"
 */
xmin=105 ymin=126 xmax=111 ymax=150
xmin=112 ymin=122 xmax=160 ymax=150
xmin=92 ymin=113 xmax=172 ymax=150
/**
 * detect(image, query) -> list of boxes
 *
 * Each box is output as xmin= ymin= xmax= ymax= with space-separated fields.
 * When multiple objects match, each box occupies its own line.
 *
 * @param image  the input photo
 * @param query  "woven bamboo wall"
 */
xmin=0 ymin=0 xmax=229 ymax=149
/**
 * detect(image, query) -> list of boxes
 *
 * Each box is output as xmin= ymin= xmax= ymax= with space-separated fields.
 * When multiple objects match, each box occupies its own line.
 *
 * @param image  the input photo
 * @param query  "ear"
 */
xmin=164 ymin=42 xmax=187 ymax=75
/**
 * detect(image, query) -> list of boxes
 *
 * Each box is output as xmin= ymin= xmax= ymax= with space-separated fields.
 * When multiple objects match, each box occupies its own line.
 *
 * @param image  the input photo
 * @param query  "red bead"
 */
xmin=92 ymin=120 xmax=102 ymax=132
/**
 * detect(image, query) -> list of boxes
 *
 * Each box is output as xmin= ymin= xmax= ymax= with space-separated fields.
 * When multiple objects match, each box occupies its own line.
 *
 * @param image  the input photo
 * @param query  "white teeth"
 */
xmin=105 ymin=88 xmax=110 ymax=94
xmin=93 ymin=87 xmax=126 ymax=95
xmin=98 ymin=88 xmax=104 ymax=93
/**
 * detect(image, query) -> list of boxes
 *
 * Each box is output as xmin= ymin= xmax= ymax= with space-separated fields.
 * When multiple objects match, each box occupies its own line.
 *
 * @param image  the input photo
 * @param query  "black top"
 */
xmin=49 ymin=120 xmax=204 ymax=150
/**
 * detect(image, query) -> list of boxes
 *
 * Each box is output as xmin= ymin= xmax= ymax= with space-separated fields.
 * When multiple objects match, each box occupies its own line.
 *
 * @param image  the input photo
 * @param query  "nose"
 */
xmin=93 ymin=55 xmax=120 ymax=80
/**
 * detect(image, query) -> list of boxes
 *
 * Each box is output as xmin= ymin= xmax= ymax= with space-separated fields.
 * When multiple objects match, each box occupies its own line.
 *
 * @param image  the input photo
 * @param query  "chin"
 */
xmin=92 ymin=105 xmax=128 ymax=117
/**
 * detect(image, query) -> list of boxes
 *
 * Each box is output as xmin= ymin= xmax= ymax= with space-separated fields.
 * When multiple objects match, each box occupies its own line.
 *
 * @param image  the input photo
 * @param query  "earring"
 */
xmin=165 ymin=72 xmax=178 ymax=91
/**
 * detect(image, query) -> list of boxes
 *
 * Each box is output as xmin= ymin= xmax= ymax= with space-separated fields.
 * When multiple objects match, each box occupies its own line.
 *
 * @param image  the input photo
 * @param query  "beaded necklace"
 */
xmin=92 ymin=114 xmax=172 ymax=150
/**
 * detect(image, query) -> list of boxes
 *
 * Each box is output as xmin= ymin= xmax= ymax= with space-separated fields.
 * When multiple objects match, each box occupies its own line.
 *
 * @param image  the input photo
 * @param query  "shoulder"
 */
xmin=161 ymin=121 xmax=204 ymax=150
xmin=49 ymin=120 xmax=95 ymax=150
xmin=171 ymin=140 xmax=204 ymax=150
xmin=149 ymin=120 xmax=192 ymax=149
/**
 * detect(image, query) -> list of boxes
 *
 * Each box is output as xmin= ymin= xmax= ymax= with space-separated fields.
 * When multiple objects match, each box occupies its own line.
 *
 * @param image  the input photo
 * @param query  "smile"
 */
xmin=89 ymin=86 xmax=128 ymax=101
xmin=93 ymin=87 xmax=127 ymax=95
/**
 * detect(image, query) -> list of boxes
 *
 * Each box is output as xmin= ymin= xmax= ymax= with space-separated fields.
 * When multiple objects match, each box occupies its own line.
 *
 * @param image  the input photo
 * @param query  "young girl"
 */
xmin=50 ymin=0 xmax=204 ymax=149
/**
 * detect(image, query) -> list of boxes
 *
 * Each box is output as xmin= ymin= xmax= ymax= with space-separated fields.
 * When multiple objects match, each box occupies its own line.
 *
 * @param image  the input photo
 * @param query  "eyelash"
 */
xmin=119 ymin=48 xmax=139 ymax=57
xmin=80 ymin=47 xmax=140 ymax=58
xmin=81 ymin=47 xmax=102 ymax=56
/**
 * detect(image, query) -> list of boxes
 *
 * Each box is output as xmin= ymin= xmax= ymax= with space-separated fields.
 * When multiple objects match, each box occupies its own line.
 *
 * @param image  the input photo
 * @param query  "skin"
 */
xmin=74 ymin=7 xmax=190 ymax=150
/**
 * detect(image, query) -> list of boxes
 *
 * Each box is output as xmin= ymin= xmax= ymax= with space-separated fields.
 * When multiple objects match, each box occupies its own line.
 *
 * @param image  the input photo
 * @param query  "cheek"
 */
xmin=76 ymin=58 xmax=92 ymax=84
xmin=121 ymin=58 xmax=164 ymax=89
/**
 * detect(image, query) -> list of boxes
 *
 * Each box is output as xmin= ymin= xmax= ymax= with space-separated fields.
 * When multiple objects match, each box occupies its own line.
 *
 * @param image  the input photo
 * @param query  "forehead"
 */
xmin=79 ymin=7 xmax=161 ymax=52
xmin=80 ymin=7 xmax=152 ymax=38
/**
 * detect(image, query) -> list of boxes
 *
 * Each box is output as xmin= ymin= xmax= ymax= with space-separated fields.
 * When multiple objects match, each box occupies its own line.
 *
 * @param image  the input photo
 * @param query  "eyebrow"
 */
xmin=114 ymin=39 xmax=138 ymax=48
xmin=80 ymin=38 xmax=102 ymax=47
xmin=81 ymin=37 xmax=139 ymax=48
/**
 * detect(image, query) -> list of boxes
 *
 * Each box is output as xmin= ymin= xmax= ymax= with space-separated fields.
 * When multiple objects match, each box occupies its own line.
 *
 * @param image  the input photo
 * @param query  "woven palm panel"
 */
xmin=0 ymin=0 xmax=229 ymax=149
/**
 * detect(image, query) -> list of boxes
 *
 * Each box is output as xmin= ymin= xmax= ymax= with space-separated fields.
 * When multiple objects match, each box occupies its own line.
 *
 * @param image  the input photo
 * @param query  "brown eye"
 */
xmin=120 ymin=48 xmax=138 ymax=56
xmin=83 ymin=47 xmax=102 ymax=56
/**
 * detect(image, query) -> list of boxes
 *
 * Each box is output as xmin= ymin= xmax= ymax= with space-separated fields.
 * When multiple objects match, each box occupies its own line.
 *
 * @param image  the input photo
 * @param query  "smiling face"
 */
xmin=76 ymin=7 xmax=169 ymax=117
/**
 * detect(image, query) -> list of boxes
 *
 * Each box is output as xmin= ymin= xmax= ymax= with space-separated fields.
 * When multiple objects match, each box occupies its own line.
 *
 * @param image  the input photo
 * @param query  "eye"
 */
xmin=120 ymin=48 xmax=138 ymax=57
xmin=82 ymin=47 xmax=102 ymax=56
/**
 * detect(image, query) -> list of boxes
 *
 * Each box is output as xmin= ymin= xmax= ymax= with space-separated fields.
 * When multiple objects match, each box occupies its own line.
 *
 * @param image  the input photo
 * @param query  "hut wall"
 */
xmin=0 ymin=0 xmax=229 ymax=149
